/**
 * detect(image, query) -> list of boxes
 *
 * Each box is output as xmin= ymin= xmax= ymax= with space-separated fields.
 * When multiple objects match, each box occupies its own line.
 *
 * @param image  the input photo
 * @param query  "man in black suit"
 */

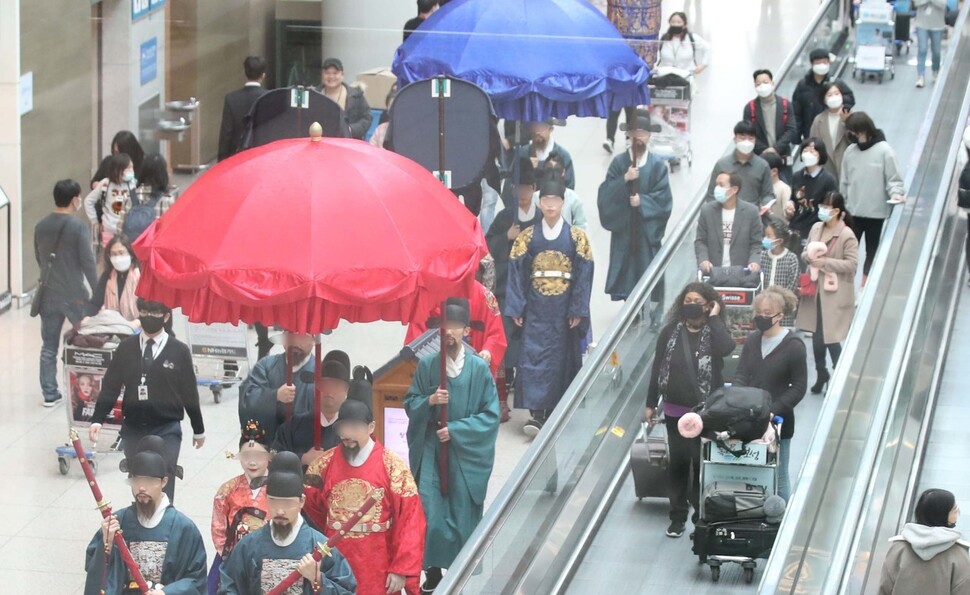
xmin=217 ymin=55 xmax=268 ymax=162
xmin=219 ymin=56 xmax=272 ymax=357
xmin=89 ymin=299 xmax=206 ymax=502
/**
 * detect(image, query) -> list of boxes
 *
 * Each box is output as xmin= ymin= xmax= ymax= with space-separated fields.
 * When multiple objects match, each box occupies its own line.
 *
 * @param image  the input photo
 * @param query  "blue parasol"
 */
xmin=392 ymin=0 xmax=651 ymax=121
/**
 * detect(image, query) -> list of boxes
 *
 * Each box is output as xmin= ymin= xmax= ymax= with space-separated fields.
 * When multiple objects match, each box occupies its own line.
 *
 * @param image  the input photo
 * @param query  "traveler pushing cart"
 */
xmin=647 ymin=67 xmax=693 ymax=172
xmin=853 ymin=1 xmax=897 ymax=83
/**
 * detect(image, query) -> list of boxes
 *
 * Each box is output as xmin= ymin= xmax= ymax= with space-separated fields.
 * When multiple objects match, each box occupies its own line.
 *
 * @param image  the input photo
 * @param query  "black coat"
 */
xmin=218 ymin=85 xmax=268 ymax=161
xmin=485 ymin=206 xmax=541 ymax=302
xmin=733 ymin=330 xmax=807 ymax=439
xmin=742 ymin=95 xmax=801 ymax=156
xmin=271 ymin=412 xmax=341 ymax=461
xmin=91 ymin=334 xmax=205 ymax=435
xmin=322 ymin=83 xmax=373 ymax=140
xmin=646 ymin=317 xmax=735 ymax=410
xmin=791 ymin=73 xmax=855 ymax=140
xmin=788 ymin=168 xmax=839 ymax=241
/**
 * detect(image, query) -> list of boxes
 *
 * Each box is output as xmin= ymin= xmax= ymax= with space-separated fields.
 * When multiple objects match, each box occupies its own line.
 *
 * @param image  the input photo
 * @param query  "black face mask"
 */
xmin=668 ymin=25 xmax=685 ymax=35
xmin=139 ymin=315 xmax=166 ymax=334
xmin=682 ymin=303 xmax=705 ymax=320
xmin=754 ymin=315 xmax=777 ymax=332
xmin=847 ymin=132 xmax=859 ymax=144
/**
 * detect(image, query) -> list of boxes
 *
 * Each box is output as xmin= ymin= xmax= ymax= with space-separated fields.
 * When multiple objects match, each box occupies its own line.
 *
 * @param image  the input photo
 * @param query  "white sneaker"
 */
xmin=602 ymin=138 xmax=614 ymax=153
xmin=916 ymin=76 xmax=925 ymax=88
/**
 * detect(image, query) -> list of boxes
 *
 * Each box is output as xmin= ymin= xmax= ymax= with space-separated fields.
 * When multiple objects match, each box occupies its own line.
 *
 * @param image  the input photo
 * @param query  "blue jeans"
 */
xmin=39 ymin=301 xmax=84 ymax=402
xmin=916 ymin=28 xmax=943 ymax=77
xmin=778 ymin=437 xmax=792 ymax=502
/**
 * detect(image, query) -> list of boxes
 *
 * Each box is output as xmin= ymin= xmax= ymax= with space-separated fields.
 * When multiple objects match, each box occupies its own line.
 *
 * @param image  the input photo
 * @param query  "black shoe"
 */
xmin=811 ymin=369 xmax=830 ymax=394
xmin=43 ymin=396 xmax=63 ymax=408
xmin=666 ymin=521 xmax=686 ymax=538
xmin=523 ymin=418 xmax=543 ymax=438
xmin=421 ymin=567 xmax=443 ymax=593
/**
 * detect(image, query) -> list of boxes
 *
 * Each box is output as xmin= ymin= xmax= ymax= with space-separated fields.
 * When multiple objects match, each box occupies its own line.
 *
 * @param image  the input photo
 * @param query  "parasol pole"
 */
xmin=438 ymin=299 xmax=450 ymax=496
xmin=313 ymin=341 xmax=322 ymax=450
xmin=266 ymin=488 xmax=385 ymax=595
xmin=628 ymin=107 xmax=640 ymax=257
xmin=284 ymin=347 xmax=293 ymax=421
xmin=436 ymin=75 xmax=449 ymax=190
xmin=69 ymin=429 xmax=150 ymax=594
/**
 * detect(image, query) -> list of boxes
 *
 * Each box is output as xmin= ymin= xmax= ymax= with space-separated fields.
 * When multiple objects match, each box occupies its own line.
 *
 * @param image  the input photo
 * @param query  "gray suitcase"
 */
xmin=631 ymin=422 xmax=668 ymax=499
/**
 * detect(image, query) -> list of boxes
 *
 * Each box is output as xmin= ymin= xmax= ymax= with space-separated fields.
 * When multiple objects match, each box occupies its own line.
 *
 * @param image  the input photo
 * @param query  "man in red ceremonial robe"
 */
xmin=406 ymin=285 xmax=509 ymax=420
xmin=304 ymin=391 xmax=427 ymax=595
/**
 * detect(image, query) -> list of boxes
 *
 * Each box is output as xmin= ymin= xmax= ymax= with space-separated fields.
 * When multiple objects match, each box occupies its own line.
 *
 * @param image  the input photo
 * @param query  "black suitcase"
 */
xmin=631 ymin=423 xmax=668 ymax=499
xmin=692 ymin=519 xmax=778 ymax=561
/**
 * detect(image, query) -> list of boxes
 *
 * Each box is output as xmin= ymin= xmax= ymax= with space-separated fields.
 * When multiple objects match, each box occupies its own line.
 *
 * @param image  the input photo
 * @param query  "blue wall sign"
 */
xmin=132 ymin=0 xmax=166 ymax=21
xmin=140 ymin=37 xmax=158 ymax=86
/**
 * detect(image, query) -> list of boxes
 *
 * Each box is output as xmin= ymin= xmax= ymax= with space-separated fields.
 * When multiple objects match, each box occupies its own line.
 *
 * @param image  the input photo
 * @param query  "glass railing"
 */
xmin=438 ymin=1 xmax=847 ymax=591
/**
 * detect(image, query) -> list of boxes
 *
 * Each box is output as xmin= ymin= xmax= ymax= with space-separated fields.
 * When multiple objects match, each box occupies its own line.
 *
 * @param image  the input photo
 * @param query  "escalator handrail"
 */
xmin=438 ymin=0 xmax=843 ymax=589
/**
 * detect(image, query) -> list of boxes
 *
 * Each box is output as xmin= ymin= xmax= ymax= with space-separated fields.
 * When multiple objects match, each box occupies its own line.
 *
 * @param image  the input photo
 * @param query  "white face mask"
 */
xmin=736 ymin=139 xmax=755 ymax=155
xmin=825 ymin=94 xmax=843 ymax=110
xmin=110 ymin=254 xmax=132 ymax=272
xmin=812 ymin=62 xmax=831 ymax=76
xmin=802 ymin=152 xmax=819 ymax=168
xmin=756 ymin=83 xmax=774 ymax=98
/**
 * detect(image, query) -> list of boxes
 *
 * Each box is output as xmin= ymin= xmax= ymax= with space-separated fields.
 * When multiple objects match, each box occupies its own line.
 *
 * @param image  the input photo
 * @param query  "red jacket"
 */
xmin=405 ymin=281 xmax=507 ymax=376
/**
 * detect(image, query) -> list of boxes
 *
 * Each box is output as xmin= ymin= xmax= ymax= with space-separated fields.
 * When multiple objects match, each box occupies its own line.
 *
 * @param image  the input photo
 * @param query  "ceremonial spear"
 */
xmin=69 ymin=429 xmax=150 ymax=594
xmin=438 ymin=299 xmax=450 ymax=496
xmin=266 ymin=488 xmax=384 ymax=595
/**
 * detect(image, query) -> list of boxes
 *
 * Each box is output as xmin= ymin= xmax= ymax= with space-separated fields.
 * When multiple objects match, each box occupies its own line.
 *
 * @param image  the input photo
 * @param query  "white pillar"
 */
xmin=321 ymin=0 xmax=414 ymax=80
xmin=0 ymin=0 xmax=23 ymax=299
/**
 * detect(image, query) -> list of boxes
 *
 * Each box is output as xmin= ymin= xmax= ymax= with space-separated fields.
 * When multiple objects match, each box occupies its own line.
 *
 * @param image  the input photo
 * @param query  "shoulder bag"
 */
xmin=30 ymin=219 xmax=70 ymax=317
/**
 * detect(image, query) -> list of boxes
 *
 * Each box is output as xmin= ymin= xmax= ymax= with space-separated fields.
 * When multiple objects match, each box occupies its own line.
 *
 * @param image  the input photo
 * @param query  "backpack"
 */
xmin=747 ymin=97 xmax=790 ymax=128
xmin=121 ymin=195 xmax=159 ymax=240
xmin=659 ymin=32 xmax=697 ymax=67
xmin=696 ymin=386 xmax=772 ymax=443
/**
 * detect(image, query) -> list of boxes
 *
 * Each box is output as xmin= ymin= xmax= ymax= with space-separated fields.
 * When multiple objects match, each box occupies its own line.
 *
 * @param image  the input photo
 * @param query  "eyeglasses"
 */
xmin=755 ymin=311 xmax=780 ymax=317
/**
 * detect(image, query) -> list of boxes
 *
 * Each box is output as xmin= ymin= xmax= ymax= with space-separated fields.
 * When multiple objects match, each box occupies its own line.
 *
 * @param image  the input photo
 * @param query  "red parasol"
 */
xmin=132 ymin=133 xmax=487 ymax=333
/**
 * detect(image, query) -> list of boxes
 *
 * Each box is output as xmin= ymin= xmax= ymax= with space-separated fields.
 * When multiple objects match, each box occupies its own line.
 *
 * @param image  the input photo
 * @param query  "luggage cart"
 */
xmin=700 ymin=267 xmax=763 ymax=383
xmin=647 ymin=68 xmax=693 ymax=172
xmin=177 ymin=312 xmax=250 ymax=403
xmin=853 ymin=2 xmax=896 ymax=83
xmin=55 ymin=344 xmax=125 ymax=475
xmin=692 ymin=422 xmax=782 ymax=583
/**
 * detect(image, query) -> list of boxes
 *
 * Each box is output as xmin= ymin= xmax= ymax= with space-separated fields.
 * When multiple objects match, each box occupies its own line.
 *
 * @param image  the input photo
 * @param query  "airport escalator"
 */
xmin=435 ymin=2 xmax=970 ymax=593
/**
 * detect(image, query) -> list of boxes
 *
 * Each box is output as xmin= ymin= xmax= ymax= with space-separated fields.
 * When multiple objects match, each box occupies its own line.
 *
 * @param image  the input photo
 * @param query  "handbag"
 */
xmin=30 ymin=219 xmax=70 ymax=317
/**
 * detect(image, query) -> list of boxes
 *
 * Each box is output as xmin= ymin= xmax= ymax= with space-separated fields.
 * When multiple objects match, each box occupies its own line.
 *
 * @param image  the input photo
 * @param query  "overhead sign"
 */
xmin=140 ymin=37 xmax=158 ymax=86
xmin=132 ymin=0 xmax=165 ymax=21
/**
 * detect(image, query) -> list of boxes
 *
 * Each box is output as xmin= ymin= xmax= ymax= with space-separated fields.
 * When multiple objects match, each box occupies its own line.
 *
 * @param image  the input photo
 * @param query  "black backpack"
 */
xmin=122 ymin=195 xmax=159 ymax=240
xmin=696 ymin=386 xmax=772 ymax=443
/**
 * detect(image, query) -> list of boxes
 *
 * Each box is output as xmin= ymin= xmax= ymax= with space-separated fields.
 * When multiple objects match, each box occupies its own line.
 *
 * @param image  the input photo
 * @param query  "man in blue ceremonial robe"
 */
xmin=84 ymin=436 xmax=207 ymax=595
xmin=597 ymin=111 xmax=673 ymax=302
xmin=505 ymin=175 xmax=594 ymax=436
xmin=219 ymin=451 xmax=356 ymax=594
xmin=239 ymin=332 xmax=320 ymax=440
xmin=404 ymin=299 xmax=500 ymax=593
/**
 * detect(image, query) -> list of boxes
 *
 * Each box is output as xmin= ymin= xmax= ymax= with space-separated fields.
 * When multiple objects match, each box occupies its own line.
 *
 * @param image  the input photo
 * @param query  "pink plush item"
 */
xmin=678 ymin=412 xmax=704 ymax=438
xmin=806 ymin=241 xmax=828 ymax=281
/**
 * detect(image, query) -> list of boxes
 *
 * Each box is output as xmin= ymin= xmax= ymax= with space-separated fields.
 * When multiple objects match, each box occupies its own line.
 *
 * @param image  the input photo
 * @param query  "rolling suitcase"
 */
xmin=631 ymin=422 xmax=668 ymax=499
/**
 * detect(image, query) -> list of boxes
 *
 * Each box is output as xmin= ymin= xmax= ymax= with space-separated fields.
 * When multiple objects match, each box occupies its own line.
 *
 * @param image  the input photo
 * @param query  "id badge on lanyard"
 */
xmin=138 ymin=376 xmax=149 ymax=401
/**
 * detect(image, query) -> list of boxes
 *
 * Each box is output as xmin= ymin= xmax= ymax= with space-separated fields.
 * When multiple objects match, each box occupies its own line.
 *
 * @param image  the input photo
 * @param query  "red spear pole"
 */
xmin=69 ymin=429 xmax=150 ymax=594
xmin=438 ymin=299 xmax=450 ymax=496
xmin=266 ymin=488 xmax=385 ymax=595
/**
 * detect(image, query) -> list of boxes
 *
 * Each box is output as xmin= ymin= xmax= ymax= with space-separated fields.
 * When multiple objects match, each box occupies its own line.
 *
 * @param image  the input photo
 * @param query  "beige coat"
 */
xmin=795 ymin=221 xmax=858 ymax=342
xmin=809 ymin=110 xmax=850 ymax=182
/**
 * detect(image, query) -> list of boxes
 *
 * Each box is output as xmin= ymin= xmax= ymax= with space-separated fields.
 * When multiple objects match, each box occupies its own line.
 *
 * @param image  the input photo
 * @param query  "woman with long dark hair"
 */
xmin=91 ymin=130 xmax=145 ymax=188
xmin=646 ymin=281 xmax=734 ymax=538
xmin=86 ymin=234 xmax=141 ymax=323
xmin=84 ymin=153 xmax=135 ymax=246
xmin=880 ymin=488 xmax=970 ymax=594
xmin=796 ymin=191 xmax=858 ymax=394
